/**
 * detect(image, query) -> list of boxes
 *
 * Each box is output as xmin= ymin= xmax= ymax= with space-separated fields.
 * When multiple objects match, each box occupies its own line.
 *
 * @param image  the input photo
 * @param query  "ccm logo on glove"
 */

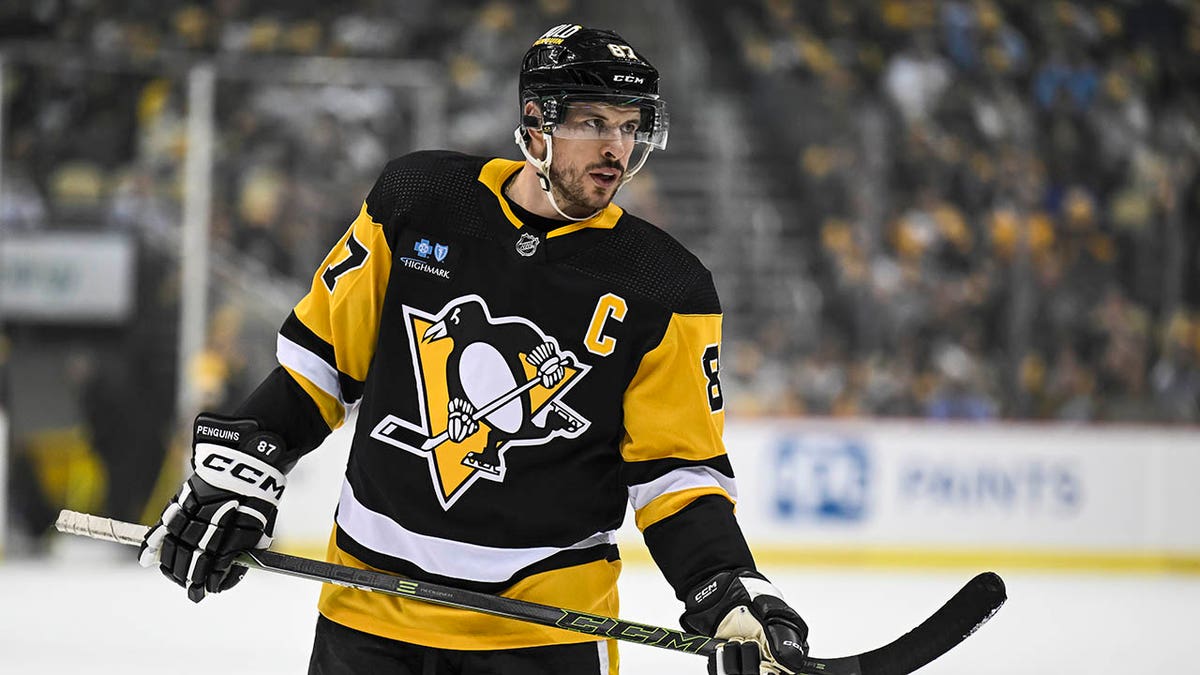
xmin=694 ymin=580 xmax=720 ymax=604
xmin=194 ymin=443 xmax=287 ymax=505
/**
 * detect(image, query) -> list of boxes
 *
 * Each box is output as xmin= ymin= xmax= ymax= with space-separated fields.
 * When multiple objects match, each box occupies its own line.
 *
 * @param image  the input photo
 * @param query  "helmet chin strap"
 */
xmin=513 ymin=127 xmax=594 ymax=222
xmin=513 ymin=127 xmax=657 ymax=223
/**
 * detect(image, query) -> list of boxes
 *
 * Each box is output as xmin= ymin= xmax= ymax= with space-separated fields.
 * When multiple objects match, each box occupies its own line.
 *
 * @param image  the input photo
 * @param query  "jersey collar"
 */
xmin=477 ymin=158 xmax=623 ymax=238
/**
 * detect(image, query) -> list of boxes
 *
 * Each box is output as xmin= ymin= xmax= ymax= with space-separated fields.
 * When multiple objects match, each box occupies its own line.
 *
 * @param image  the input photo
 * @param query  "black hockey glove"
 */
xmin=139 ymin=414 xmax=293 ymax=602
xmin=681 ymin=569 xmax=810 ymax=675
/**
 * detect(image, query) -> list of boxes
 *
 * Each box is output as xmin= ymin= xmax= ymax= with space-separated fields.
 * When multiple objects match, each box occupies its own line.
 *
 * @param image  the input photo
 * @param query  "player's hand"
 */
xmin=680 ymin=569 xmax=809 ymax=674
xmin=139 ymin=414 xmax=292 ymax=602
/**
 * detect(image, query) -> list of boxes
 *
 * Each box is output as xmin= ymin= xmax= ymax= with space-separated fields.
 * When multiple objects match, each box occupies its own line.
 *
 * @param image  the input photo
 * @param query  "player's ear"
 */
xmin=523 ymin=101 xmax=546 ymax=155
xmin=523 ymin=100 xmax=542 ymax=124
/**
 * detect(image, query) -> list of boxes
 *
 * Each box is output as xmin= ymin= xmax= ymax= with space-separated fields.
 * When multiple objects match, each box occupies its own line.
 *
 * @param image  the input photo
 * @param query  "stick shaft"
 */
xmin=54 ymin=510 xmax=718 ymax=657
xmin=55 ymin=510 xmax=1004 ymax=675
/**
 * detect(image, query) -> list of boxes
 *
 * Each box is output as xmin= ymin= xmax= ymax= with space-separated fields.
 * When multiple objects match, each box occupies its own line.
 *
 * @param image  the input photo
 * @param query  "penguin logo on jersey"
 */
xmin=370 ymin=295 xmax=591 ymax=509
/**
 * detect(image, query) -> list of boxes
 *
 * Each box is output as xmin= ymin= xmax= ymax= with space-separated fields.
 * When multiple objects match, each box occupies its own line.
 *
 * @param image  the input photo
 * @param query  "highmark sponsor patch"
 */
xmin=397 ymin=230 xmax=459 ymax=282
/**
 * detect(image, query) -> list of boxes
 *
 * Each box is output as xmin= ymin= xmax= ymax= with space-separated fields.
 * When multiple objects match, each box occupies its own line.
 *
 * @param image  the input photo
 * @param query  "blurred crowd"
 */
xmin=2 ymin=0 xmax=1198 ymax=428
xmin=707 ymin=0 xmax=1200 ymax=422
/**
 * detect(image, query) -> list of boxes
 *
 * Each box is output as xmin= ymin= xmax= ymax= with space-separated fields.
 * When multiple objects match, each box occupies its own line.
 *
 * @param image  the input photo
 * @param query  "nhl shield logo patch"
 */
xmin=515 ymin=232 xmax=540 ymax=257
xmin=369 ymin=294 xmax=591 ymax=509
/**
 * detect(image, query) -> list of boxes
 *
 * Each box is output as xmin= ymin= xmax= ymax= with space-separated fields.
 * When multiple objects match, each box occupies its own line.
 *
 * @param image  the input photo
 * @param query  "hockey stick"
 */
xmin=56 ymin=510 xmax=1004 ymax=675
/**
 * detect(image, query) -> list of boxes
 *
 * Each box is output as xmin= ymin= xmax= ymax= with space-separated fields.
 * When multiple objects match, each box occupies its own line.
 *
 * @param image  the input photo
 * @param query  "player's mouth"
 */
xmin=589 ymin=168 xmax=621 ymax=189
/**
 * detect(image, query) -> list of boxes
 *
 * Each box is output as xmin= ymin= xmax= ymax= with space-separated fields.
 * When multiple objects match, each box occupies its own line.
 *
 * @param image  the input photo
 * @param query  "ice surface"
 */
xmin=0 ymin=540 xmax=1195 ymax=674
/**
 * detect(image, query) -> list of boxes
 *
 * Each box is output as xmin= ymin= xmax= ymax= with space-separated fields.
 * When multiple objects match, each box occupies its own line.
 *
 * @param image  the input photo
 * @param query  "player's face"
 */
xmin=547 ymin=103 xmax=641 ymax=216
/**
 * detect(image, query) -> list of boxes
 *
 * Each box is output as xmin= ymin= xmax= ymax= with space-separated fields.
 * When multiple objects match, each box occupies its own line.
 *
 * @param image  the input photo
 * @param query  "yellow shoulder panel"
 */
xmin=621 ymin=312 xmax=726 ymax=463
xmin=288 ymin=202 xmax=392 ymax=427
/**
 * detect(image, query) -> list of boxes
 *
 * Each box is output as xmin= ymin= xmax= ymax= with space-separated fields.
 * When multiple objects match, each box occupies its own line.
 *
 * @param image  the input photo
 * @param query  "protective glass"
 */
xmin=526 ymin=94 xmax=669 ymax=150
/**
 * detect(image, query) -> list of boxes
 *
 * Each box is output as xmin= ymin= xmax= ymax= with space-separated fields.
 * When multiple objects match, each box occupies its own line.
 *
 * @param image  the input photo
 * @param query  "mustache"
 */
xmin=588 ymin=160 xmax=626 ymax=173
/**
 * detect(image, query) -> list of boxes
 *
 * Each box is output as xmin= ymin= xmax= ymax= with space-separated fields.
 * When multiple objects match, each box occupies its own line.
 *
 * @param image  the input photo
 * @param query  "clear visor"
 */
xmin=527 ymin=95 xmax=668 ymax=150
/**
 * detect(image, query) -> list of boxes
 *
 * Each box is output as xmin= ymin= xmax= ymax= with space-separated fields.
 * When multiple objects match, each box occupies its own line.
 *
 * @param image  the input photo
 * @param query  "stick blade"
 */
xmin=851 ymin=572 xmax=1006 ymax=675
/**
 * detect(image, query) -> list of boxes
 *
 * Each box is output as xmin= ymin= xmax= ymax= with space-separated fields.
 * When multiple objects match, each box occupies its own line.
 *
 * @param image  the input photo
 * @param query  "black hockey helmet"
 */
xmin=519 ymin=24 xmax=668 ymax=149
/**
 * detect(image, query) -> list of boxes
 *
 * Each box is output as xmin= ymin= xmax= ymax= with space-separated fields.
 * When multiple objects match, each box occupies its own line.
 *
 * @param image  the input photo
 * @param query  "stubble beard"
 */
xmin=548 ymin=161 xmax=616 ymax=216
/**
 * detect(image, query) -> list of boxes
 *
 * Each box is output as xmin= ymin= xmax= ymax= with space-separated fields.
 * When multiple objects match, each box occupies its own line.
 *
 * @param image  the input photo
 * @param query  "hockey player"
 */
xmin=139 ymin=24 xmax=810 ymax=675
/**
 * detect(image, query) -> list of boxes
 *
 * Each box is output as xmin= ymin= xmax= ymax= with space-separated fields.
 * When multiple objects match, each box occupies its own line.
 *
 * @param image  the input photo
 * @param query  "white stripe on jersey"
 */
xmin=277 ymin=333 xmax=345 ymax=408
xmin=335 ymin=479 xmax=618 ymax=583
xmin=626 ymin=465 xmax=738 ymax=511
xmin=596 ymin=639 xmax=610 ymax=675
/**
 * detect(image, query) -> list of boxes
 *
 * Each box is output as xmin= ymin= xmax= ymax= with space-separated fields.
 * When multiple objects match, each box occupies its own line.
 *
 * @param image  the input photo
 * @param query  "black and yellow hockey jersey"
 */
xmin=238 ymin=151 xmax=755 ymax=652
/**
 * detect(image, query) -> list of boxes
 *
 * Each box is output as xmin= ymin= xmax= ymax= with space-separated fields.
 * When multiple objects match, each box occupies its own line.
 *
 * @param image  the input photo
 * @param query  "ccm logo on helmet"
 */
xmin=201 ymin=453 xmax=285 ymax=499
xmin=613 ymin=74 xmax=645 ymax=84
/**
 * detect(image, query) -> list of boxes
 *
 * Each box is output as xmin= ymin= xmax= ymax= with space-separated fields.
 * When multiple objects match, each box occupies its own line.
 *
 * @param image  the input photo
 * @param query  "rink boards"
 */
xmin=709 ymin=420 xmax=1200 ymax=573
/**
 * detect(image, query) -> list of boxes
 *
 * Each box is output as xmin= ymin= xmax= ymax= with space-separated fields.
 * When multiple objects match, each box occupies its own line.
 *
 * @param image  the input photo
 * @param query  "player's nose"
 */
xmin=600 ymin=138 xmax=628 ymax=161
xmin=597 ymin=142 xmax=624 ymax=162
